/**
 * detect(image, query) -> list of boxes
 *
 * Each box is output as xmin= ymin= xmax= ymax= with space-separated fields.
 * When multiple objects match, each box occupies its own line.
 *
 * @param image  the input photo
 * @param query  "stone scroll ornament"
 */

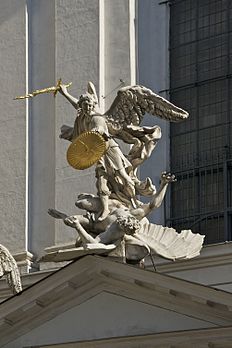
xmin=0 ymin=244 xmax=22 ymax=294
xmin=15 ymin=80 xmax=205 ymax=264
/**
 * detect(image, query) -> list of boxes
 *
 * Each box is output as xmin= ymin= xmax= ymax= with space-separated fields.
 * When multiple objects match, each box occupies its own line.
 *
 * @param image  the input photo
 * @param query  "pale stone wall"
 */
xmin=27 ymin=0 xmax=56 ymax=257
xmin=0 ymin=0 xmax=28 ymax=255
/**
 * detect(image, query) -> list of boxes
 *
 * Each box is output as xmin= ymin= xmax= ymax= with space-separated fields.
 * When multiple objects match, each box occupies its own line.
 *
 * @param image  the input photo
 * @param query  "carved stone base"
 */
xmin=40 ymin=243 xmax=116 ymax=263
xmin=13 ymin=250 xmax=35 ymax=274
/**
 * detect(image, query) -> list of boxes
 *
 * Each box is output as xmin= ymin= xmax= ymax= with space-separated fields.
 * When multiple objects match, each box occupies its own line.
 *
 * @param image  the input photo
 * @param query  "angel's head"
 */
xmin=78 ymin=94 xmax=96 ymax=114
xmin=78 ymin=82 xmax=99 ymax=115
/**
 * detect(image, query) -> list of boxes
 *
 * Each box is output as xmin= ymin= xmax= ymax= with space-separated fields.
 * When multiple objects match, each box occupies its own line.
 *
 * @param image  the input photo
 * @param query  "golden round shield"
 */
xmin=67 ymin=131 xmax=107 ymax=170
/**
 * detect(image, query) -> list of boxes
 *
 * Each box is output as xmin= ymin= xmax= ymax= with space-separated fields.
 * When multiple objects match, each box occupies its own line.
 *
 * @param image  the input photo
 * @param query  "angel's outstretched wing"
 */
xmin=0 ymin=244 xmax=22 ymax=294
xmin=105 ymin=85 xmax=189 ymax=130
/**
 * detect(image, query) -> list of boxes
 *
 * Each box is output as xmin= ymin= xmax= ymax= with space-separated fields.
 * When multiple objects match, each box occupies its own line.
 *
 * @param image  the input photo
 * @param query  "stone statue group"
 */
xmin=45 ymin=81 xmax=204 ymax=263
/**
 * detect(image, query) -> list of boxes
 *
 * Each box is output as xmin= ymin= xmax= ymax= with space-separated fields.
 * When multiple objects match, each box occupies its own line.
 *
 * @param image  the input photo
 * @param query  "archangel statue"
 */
xmin=42 ymin=81 xmax=204 ymax=264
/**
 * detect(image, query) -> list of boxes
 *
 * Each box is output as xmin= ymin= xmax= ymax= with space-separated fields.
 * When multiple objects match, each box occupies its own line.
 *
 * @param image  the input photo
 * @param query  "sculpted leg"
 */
xmin=75 ymin=194 xmax=101 ymax=213
xmin=98 ymin=195 xmax=110 ymax=221
xmin=48 ymin=209 xmax=90 ymax=229
xmin=96 ymin=168 xmax=111 ymax=221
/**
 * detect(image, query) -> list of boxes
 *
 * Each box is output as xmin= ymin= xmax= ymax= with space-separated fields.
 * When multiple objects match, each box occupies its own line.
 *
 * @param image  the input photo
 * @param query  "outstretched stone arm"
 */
xmin=48 ymin=208 xmax=92 ymax=234
xmin=132 ymin=172 xmax=176 ymax=219
xmin=64 ymin=216 xmax=96 ymax=246
xmin=148 ymin=172 xmax=176 ymax=212
xmin=59 ymin=84 xmax=79 ymax=109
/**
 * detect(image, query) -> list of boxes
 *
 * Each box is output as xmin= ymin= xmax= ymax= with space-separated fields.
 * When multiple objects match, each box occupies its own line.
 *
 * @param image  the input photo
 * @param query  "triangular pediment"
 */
xmin=1 ymin=255 xmax=232 ymax=347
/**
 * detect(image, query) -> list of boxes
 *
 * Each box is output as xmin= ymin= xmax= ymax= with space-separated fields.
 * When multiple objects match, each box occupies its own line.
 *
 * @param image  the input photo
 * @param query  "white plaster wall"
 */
xmin=104 ymin=0 xmax=136 ymax=110
xmin=3 ymin=292 xmax=212 ymax=348
xmin=0 ymin=0 xmax=28 ymax=254
xmin=27 ymin=0 xmax=56 ymax=256
xmin=137 ymin=0 xmax=170 ymax=225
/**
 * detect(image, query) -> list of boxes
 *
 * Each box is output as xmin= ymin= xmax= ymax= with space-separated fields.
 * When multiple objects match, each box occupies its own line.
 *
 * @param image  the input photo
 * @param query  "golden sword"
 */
xmin=14 ymin=78 xmax=72 ymax=100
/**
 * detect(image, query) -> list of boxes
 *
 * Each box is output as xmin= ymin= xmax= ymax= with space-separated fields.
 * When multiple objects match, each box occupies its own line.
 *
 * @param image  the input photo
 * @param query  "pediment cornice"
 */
xmin=0 ymin=256 xmax=232 ymax=346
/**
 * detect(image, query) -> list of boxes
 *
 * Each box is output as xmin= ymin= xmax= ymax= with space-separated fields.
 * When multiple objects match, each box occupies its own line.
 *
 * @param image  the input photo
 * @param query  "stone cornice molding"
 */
xmin=0 ymin=256 xmax=232 ymax=346
xmin=0 ymin=269 xmax=53 ymax=303
xmin=33 ymin=326 xmax=232 ymax=348
xmin=147 ymin=242 xmax=232 ymax=273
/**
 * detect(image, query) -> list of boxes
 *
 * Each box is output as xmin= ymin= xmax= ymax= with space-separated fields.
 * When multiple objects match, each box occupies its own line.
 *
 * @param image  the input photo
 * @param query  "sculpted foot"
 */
xmin=97 ymin=209 xmax=110 ymax=221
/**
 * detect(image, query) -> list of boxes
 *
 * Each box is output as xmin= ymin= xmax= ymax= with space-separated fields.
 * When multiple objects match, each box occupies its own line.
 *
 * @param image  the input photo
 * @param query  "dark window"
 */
xmin=168 ymin=0 xmax=232 ymax=243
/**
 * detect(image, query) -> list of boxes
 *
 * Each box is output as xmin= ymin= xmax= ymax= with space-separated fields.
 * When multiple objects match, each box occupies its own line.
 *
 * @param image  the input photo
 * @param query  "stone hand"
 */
xmin=161 ymin=171 xmax=176 ymax=184
xmin=59 ymin=84 xmax=68 ymax=96
xmin=64 ymin=215 xmax=79 ymax=228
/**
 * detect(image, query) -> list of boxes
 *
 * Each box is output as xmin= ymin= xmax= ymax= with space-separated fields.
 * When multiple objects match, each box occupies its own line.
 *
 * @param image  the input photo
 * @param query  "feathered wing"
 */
xmin=0 ymin=244 xmax=22 ymax=294
xmin=105 ymin=85 xmax=189 ymax=132
xmin=60 ymin=84 xmax=188 ymax=140
xmin=134 ymin=222 xmax=204 ymax=260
